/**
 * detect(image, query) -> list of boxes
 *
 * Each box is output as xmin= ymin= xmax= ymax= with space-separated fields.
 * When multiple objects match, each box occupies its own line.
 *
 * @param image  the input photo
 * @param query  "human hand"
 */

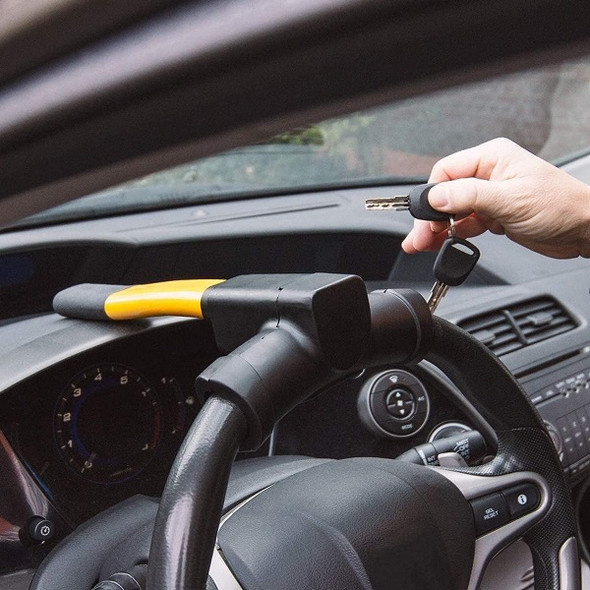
xmin=401 ymin=138 xmax=590 ymax=259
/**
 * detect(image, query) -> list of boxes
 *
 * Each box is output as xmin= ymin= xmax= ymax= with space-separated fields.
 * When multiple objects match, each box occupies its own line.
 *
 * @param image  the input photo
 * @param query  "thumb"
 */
xmin=428 ymin=178 xmax=501 ymax=219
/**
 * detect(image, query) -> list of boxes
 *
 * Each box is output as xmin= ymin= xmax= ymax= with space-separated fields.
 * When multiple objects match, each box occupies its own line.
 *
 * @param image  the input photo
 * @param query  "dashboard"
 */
xmin=0 ymin=172 xmax=589 ymax=581
xmin=0 ymin=315 xmax=489 ymax=525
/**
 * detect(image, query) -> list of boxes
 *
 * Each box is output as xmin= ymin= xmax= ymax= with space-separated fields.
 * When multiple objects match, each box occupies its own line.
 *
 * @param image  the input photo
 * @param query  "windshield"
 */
xmin=18 ymin=56 xmax=590 ymax=227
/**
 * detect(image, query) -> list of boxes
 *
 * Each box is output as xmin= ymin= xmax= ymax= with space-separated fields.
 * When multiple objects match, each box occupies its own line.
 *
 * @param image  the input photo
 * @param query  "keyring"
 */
xmin=447 ymin=215 xmax=456 ymax=239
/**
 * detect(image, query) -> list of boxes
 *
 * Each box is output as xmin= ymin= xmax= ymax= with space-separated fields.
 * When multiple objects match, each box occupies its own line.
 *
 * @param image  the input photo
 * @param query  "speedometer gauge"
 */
xmin=54 ymin=364 xmax=162 ymax=484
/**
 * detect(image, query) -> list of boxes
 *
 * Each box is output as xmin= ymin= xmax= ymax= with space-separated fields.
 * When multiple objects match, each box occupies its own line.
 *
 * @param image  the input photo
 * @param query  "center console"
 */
xmin=518 ymin=346 xmax=590 ymax=482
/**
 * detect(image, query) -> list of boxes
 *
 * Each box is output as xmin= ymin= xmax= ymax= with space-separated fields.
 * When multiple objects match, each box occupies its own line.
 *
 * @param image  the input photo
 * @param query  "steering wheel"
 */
xmin=35 ymin=278 xmax=579 ymax=590
xmin=147 ymin=317 xmax=579 ymax=589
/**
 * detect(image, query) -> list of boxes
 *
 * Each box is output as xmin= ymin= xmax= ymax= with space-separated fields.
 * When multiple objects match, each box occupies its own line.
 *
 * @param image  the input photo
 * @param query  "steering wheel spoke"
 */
xmin=210 ymin=548 xmax=244 ymax=590
xmin=433 ymin=468 xmax=554 ymax=589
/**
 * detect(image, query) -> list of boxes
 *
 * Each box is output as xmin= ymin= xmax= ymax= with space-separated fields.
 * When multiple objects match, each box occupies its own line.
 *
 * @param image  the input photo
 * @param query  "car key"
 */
xmin=428 ymin=236 xmax=480 ymax=313
xmin=365 ymin=182 xmax=449 ymax=221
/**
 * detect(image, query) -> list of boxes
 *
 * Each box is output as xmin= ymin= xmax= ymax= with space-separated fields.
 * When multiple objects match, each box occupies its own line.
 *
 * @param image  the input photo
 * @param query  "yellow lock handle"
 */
xmin=53 ymin=279 xmax=226 ymax=320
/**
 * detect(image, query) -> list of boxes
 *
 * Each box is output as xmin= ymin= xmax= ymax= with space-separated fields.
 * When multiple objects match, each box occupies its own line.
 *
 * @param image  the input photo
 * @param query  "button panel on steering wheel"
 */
xmin=358 ymin=369 xmax=430 ymax=438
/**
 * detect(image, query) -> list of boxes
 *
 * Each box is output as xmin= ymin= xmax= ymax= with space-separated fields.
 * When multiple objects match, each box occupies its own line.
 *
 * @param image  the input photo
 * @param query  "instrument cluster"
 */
xmin=53 ymin=363 xmax=184 ymax=485
xmin=0 ymin=321 xmax=218 ymax=524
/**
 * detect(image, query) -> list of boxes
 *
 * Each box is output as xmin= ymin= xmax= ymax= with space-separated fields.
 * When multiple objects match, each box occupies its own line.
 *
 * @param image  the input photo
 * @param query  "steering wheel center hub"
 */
xmin=218 ymin=458 xmax=475 ymax=590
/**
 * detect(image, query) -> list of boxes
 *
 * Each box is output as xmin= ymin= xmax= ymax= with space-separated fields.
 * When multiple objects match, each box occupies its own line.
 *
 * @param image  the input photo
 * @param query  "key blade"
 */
xmin=428 ymin=281 xmax=449 ymax=313
xmin=365 ymin=195 xmax=409 ymax=210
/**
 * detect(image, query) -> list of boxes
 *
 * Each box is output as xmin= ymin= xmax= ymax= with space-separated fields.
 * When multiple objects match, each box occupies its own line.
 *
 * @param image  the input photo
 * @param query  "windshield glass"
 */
xmin=19 ymin=56 xmax=590 ymax=226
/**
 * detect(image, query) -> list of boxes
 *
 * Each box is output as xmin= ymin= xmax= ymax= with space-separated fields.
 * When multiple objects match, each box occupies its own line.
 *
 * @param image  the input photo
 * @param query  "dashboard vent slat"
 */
xmin=513 ymin=297 xmax=577 ymax=345
xmin=492 ymin=341 xmax=524 ymax=356
xmin=459 ymin=310 xmax=522 ymax=355
xmin=458 ymin=297 xmax=577 ymax=356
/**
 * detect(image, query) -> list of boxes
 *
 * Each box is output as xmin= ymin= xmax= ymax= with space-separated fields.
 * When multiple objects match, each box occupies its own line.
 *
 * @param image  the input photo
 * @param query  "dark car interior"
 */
xmin=2 ymin=1 xmax=590 ymax=589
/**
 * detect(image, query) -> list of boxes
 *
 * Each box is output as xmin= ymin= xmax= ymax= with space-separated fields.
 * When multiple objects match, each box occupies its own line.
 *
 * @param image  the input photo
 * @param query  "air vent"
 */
xmin=459 ymin=310 xmax=522 ymax=356
xmin=459 ymin=297 xmax=577 ymax=355
xmin=511 ymin=298 xmax=577 ymax=344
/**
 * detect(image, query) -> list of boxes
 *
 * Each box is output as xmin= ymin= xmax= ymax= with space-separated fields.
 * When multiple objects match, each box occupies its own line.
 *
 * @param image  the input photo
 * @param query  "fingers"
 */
xmin=401 ymin=175 xmax=487 ymax=254
xmin=402 ymin=221 xmax=438 ymax=253
xmin=402 ymin=216 xmax=490 ymax=253
xmin=428 ymin=220 xmax=448 ymax=235
xmin=428 ymin=137 xmax=521 ymax=183
xmin=427 ymin=177 xmax=499 ymax=219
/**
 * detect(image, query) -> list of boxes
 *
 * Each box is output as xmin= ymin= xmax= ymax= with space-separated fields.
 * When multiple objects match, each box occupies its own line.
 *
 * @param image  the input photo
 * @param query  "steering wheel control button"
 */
xmin=502 ymin=483 xmax=540 ymax=518
xmin=23 ymin=516 xmax=56 ymax=544
xmin=358 ymin=369 xmax=430 ymax=439
xmin=385 ymin=388 xmax=416 ymax=420
xmin=470 ymin=493 xmax=510 ymax=535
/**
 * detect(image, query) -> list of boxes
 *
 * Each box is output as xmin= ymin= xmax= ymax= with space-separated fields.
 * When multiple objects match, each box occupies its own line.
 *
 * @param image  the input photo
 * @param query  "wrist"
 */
xmin=577 ymin=184 xmax=590 ymax=258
